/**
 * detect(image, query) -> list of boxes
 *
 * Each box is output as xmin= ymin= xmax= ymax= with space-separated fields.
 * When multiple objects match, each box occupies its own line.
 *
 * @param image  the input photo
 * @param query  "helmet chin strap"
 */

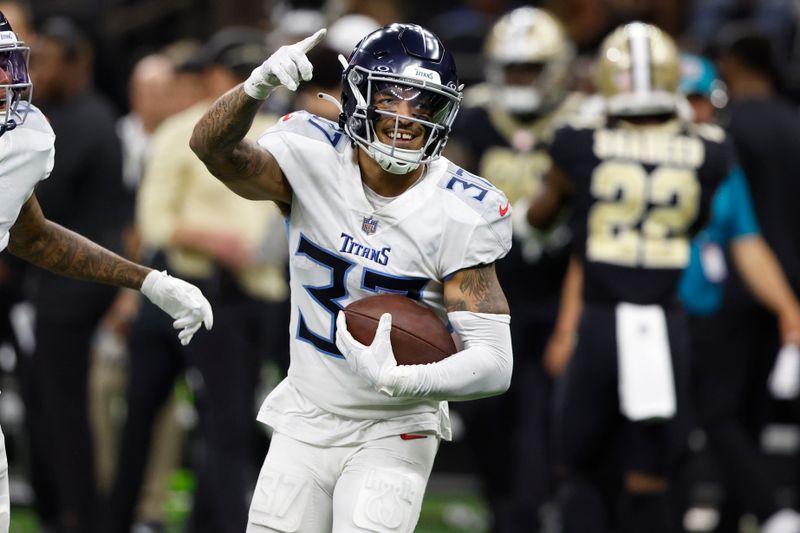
xmin=368 ymin=140 xmax=422 ymax=174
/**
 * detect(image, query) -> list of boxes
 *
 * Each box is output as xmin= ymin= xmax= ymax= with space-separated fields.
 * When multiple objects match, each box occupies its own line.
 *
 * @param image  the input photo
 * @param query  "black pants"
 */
xmin=555 ymin=302 xmax=690 ymax=533
xmin=24 ymin=284 xmax=117 ymax=533
xmin=106 ymin=268 xmax=288 ymax=533
xmin=690 ymin=290 xmax=782 ymax=528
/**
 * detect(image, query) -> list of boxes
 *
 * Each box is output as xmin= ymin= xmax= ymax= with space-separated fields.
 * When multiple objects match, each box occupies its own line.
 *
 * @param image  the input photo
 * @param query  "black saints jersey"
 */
xmin=450 ymin=95 xmax=584 ymax=307
xmin=549 ymin=118 xmax=734 ymax=306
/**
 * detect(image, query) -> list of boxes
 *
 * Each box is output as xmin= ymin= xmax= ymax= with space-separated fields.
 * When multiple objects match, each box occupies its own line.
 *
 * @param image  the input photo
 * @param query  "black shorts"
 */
xmin=554 ymin=302 xmax=690 ymax=477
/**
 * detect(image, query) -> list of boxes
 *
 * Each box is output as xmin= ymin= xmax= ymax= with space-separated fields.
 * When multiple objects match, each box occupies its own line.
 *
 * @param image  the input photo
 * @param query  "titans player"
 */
xmin=0 ymin=12 xmax=212 ymax=532
xmin=529 ymin=23 xmax=731 ymax=532
xmin=191 ymin=24 xmax=514 ymax=532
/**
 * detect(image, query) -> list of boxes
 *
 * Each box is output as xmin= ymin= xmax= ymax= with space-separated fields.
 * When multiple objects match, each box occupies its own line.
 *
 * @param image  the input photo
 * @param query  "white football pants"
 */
xmin=247 ymin=431 xmax=439 ymax=533
xmin=0 ymin=424 xmax=8 ymax=533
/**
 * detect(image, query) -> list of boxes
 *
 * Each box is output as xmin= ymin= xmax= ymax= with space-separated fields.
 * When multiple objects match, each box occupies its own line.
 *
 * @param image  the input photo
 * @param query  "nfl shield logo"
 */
xmin=362 ymin=216 xmax=379 ymax=235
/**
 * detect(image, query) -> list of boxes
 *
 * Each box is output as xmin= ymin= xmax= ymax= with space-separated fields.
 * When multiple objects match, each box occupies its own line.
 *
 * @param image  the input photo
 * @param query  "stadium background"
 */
xmin=1 ymin=0 xmax=800 ymax=532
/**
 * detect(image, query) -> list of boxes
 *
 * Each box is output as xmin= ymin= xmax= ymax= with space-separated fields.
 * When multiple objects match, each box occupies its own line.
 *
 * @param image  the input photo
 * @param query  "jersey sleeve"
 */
xmin=437 ymin=169 xmax=513 ymax=278
xmin=726 ymin=166 xmax=760 ymax=239
xmin=256 ymin=111 xmax=348 ymax=193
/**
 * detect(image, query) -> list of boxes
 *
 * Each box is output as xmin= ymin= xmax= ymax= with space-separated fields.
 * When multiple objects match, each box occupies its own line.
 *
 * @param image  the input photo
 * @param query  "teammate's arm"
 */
xmin=527 ymin=163 xmax=573 ymax=229
xmin=9 ymin=194 xmax=213 ymax=345
xmin=9 ymin=194 xmax=150 ymax=288
xmin=337 ymin=263 xmax=513 ymax=401
xmin=190 ymin=29 xmax=326 ymax=205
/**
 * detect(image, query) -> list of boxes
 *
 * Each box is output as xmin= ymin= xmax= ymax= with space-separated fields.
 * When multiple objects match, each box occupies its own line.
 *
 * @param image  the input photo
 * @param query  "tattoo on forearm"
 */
xmin=191 ymin=87 xmax=265 ymax=181
xmin=12 ymin=222 xmax=147 ymax=289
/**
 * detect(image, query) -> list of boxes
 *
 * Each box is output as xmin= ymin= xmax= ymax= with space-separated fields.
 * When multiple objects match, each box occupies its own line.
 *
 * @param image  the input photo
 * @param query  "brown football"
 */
xmin=343 ymin=294 xmax=457 ymax=365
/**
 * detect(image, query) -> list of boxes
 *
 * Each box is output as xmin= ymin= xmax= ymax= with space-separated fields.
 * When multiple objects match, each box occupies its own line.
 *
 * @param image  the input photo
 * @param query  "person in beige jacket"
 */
xmin=104 ymin=28 xmax=289 ymax=533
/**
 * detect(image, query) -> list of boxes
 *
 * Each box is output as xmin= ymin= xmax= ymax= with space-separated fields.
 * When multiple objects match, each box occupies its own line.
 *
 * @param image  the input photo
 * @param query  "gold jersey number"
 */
xmin=587 ymin=161 xmax=700 ymax=268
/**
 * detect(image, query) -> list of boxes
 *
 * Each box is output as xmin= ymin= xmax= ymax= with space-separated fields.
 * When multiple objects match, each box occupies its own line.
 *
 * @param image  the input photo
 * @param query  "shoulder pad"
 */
xmin=267 ymin=111 xmax=348 ymax=150
xmin=438 ymin=163 xmax=511 ymax=222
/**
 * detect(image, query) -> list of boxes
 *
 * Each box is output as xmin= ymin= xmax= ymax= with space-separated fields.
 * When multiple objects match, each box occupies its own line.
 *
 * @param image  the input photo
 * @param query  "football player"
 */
xmin=0 ymin=11 xmax=212 ymax=533
xmin=444 ymin=7 xmax=580 ymax=530
xmin=191 ymin=24 xmax=514 ymax=533
xmin=528 ymin=23 xmax=731 ymax=533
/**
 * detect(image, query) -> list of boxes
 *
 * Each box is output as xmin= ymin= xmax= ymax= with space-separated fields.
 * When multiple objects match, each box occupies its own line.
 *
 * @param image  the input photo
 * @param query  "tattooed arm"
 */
xmin=9 ymin=194 xmax=214 ymax=345
xmin=8 ymin=194 xmax=150 ymax=288
xmin=444 ymin=263 xmax=510 ymax=315
xmin=189 ymin=86 xmax=291 ymax=205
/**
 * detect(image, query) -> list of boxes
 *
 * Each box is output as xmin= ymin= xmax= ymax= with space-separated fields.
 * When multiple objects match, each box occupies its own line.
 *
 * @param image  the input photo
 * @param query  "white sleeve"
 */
xmin=437 ymin=174 xmax=512 ymax=278
xmin=380 ymin=311 xmax=513 ymax=401
xmin=256 ymin=111 xmax=348 ymax=193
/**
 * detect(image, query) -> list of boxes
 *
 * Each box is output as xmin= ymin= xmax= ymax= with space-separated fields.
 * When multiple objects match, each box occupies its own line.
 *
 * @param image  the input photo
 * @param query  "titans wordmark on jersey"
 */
xmin=256 ymin=112 xmax=511 ymax=445
xmin=0 ymin=103 xmax=55 ymax=251
xmin=550 ymin=118 xmax=732 ymax=306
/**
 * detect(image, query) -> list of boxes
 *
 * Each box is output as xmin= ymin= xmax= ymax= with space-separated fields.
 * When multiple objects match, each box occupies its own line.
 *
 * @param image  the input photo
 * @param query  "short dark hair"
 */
xmin=713 ymin=25 xmax=783 ymax=87
xmin=38 ymin=16 xmax=91 ymax=61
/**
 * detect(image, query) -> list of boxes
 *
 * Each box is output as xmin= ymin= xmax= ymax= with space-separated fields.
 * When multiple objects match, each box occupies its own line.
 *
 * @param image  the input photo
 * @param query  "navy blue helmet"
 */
xmin=0 ymin=11 xmax=31 ymax=136
xmin=340 ymin=24 xmax=462 ymax=174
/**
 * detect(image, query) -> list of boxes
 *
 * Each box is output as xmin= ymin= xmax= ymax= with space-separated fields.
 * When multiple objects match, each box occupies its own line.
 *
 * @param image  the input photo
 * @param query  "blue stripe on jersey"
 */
xmin=307 ymin=115 xmax=344 ymax=147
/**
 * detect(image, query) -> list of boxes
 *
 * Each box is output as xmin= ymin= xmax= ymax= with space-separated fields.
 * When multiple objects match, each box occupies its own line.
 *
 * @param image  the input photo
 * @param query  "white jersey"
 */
xmin=0 ymin=104 xmax=55 ymax=251
xmin=256 ymin=112 xmax=512 ymax=446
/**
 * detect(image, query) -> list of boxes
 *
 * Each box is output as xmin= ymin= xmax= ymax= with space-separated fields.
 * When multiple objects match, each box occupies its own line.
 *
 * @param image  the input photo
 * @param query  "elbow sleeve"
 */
xmin=383 ymin=311 xmax=513 ymax=400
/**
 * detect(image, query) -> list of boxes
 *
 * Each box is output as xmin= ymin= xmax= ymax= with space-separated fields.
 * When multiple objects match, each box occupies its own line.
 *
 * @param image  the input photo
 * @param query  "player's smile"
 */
xmin=378 ymin=124 xmax=424 ymax=150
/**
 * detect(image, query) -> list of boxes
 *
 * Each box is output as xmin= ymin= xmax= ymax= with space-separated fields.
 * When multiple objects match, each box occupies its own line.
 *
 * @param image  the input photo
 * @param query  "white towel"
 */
xmin=616 ymin=303 xmax=676 ymax=421
xmin=769 ymin=344 xmax=800 ymax=400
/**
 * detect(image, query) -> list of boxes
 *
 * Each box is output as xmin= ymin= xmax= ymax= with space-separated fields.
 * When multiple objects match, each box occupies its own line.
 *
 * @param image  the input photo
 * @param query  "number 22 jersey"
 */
xmin=256 ymin=112 xmax=512 ymax=446
xmin=550 ymin=118 xmax=733 ymax=306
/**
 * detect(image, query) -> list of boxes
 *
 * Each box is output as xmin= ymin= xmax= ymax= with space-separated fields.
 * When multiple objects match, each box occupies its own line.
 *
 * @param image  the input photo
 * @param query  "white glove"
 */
xmin=769 ymin=343 xmax=800 ymax=400
xmin=335 ymin=311 xmax=397 ymax=393
xmin=140 ymin=270 xmax=214 ymax=346
xmin=244 ymin=28 xmax=327 ymax=99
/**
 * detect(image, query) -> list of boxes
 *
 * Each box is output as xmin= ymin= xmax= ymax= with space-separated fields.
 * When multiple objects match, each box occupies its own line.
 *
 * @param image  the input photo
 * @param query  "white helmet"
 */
xmin=484 ymin=7 xmax=574 ymax=116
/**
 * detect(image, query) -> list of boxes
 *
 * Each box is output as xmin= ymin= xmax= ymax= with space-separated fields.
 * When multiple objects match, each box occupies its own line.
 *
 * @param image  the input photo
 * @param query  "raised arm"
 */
xmin=190 ymin=87 xmax=290 ymax=204
xmin=189 ymin=29 xmax=327 ymax=205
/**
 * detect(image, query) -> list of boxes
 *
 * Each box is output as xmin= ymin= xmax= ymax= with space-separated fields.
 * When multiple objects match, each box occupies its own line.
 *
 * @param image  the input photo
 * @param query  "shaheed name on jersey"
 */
xmin=550 ymin=116 xmax=733 ymax=305
xmin=256 ymin=111 xmax=511 ymax=446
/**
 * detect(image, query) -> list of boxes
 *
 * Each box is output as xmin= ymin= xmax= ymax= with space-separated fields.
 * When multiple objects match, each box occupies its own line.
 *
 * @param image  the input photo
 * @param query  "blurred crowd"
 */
xmin=2 ymin=0 xmax=800 ymax=532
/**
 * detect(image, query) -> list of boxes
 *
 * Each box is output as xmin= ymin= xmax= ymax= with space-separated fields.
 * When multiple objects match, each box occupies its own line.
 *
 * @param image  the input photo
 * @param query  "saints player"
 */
xmin=445 ymin=7 xmax=579 ymax=530
xmin=529 ymin=23 xmax=731 ymax=532
xmin=191 ymin=24 xmax=513 ymax=533
xmin=0 ymin=12 xmax=213 ymax=532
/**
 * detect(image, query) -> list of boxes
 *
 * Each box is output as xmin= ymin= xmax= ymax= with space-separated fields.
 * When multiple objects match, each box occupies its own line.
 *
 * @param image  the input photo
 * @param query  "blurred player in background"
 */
xmin=444 ymin=7 xmax=581 ymax=531
xmin=528 ymin=22 xmax=732 ymax=533
xmin=191 ymin=23 xmax=514 ymax=532
xmin=0 ymin=11 xmax=213 ymax=533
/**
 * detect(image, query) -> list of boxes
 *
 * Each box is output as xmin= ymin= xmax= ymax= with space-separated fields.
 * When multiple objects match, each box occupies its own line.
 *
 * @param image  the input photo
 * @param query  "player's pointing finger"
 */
xmin=297 ymin=28 xmax=327 ymax=53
